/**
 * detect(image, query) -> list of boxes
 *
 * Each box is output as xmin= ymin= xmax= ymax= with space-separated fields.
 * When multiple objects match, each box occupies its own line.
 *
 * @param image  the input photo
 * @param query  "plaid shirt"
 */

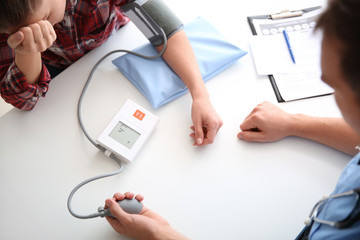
xmin=0 ymin=0 xmax=130 ymax=110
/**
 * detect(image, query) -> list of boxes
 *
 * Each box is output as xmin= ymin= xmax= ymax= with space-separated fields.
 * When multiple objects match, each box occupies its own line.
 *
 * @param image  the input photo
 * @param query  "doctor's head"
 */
xmin=316 ymin=0 xmax=360 ymax=134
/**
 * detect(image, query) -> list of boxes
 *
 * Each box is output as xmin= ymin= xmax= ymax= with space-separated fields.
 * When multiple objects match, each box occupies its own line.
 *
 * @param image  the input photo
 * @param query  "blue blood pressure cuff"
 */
xmin=112 ymin=17 xmax=247 ymax=109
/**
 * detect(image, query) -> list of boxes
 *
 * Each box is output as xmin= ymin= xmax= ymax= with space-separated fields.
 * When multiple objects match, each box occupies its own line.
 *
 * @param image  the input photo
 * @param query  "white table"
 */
xmin=0 ymin=0 xmax=350 ymax=239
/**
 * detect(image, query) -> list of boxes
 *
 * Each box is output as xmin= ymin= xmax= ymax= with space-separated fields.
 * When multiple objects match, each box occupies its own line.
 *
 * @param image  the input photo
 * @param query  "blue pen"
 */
xmin=283 ymin=30 xmax=296 ymax=64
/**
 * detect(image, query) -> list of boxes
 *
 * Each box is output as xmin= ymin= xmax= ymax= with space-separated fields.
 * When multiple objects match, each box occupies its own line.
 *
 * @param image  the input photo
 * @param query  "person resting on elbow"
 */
xmin=0 ymin=0 xmax=222 ymax=146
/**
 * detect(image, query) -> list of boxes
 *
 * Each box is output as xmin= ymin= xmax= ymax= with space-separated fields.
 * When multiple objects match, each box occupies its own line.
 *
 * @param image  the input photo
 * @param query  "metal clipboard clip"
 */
xmin=270 ymin=10 xmax=303 ymax=19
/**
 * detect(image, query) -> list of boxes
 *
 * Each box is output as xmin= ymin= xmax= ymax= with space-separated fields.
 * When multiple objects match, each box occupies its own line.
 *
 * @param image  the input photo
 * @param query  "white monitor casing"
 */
xmin=96 ymin=99 xmax=159 ymax=163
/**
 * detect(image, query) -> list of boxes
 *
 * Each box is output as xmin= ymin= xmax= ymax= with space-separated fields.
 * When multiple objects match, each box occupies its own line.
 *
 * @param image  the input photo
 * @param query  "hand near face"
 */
xmin=7 ymin=20 xmax=56 ymax=54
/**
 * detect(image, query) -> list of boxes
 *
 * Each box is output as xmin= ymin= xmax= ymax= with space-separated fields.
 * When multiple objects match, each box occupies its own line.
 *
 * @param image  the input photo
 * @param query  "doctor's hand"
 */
xmin=105 ymin=192 xmax=189 ymax=240
xmin=237 ymin=101 xmax=293 ymax=142
xmin=189 ymin=97 xmax=223 ymax=146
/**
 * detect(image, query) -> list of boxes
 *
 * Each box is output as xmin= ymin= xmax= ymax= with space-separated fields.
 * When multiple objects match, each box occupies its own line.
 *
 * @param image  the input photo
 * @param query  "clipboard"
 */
xmin=247 ymin=6 xmax=323 ymax=102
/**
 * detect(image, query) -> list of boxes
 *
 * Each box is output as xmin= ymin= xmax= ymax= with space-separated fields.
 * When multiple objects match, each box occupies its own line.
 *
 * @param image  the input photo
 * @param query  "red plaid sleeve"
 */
xmin=1 ymin=0 xmax=129 ymax=110
xmin=1 ymin=62 xmax=51 ymax=111
xmin=115 ymin=0 xmax=133 ymax=6
xmin=0 ymin=34 xmax=51 ymax=111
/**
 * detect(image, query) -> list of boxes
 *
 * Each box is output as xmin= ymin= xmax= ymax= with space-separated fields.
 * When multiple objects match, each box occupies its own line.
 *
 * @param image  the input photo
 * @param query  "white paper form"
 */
xmin=250 ymin=31 xmax=322 ymax=75
xmin=273 ymin=72 xmax=333 ymax=101
xmin=251 ymin=8 xmax=333 ymax=101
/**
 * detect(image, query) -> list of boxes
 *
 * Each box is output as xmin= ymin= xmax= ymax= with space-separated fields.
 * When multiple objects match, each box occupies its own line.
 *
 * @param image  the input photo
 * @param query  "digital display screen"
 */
xmin=109 ymin=121 xmax=141 ymax=149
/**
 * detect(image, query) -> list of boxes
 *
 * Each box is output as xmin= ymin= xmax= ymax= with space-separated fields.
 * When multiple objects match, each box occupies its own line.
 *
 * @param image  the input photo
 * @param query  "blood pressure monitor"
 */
xmin=96 ymin=99 xmax=159 ymax=163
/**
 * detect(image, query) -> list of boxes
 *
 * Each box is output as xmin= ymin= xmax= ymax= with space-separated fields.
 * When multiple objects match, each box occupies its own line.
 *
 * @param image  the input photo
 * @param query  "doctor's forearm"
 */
xmin=289 ymin=115 xmax=360 ymax=156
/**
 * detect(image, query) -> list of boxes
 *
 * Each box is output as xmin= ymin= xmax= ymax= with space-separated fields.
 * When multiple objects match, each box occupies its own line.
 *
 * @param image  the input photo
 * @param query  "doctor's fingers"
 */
xmin=240 ymin=114 xmax=264 ymax=131
xmin=242 ymin=102 xmax=263 ymax=121
xmin=243 ymin=101 xmax=272 ymax=121
xmin=237 ymin=130 xmax=267 ymax=142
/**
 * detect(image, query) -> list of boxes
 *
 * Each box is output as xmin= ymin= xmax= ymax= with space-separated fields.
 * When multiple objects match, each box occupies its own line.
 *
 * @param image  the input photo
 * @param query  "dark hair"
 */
xmin=316 ymin=0 xmax=360 ymax=98
xmin=0 ymin=0 xmax=38 ymax=32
